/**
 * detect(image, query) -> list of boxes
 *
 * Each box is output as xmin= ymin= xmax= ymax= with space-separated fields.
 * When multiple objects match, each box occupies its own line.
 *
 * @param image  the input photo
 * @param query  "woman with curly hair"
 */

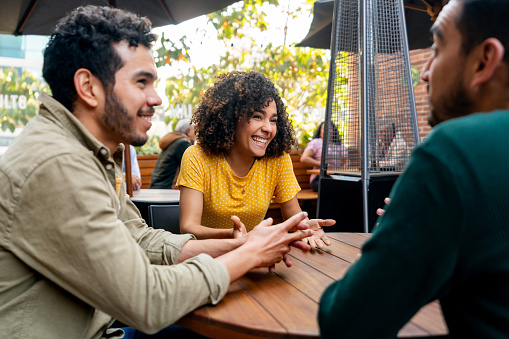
xmin=176 ymin=71 xmax=334 ymax=248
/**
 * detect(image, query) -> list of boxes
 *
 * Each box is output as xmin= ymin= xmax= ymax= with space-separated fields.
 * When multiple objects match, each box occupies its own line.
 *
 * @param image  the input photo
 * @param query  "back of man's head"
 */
xmin=42 ymin=5 xmax=157 ymax=112
xmin=457 ymin=0 xmax=509 ymax=64
xmin=175 ymin=119 xmax=191 ymax=135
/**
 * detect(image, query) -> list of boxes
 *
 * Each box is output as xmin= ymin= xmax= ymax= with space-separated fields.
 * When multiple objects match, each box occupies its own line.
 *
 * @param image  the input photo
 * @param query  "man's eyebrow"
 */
xmin=430 ymin=25 xmax=443 ymax=42
xmin=134 ymin=70 xmax=156 ymax=80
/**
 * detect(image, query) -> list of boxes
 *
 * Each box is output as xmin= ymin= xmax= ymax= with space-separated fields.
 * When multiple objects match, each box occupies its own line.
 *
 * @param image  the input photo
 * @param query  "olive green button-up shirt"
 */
xmin=0 ymin=93 xmax=230 ymax=338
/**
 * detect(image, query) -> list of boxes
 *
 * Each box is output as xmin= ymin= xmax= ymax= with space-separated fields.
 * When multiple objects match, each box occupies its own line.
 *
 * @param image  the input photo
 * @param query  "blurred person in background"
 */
xmin=123 ymin=144 xmax=142 ymax=190
xmin=300 ymin=121 xmax=347 ymax=192
xmin=150 ymin=119 xmax=196 ymax=189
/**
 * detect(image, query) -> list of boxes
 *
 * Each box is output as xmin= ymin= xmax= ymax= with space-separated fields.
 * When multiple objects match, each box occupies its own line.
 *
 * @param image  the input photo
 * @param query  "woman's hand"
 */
xmin=231 ymin=215 xmax=248 ymax=239
xmin=302 ymin=219 xmax=336 ymax=249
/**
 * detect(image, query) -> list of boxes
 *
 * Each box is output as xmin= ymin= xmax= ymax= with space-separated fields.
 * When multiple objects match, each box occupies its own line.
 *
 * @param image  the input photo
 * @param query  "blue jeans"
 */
xmin=122 ymin=326 xmax=207 ymax=339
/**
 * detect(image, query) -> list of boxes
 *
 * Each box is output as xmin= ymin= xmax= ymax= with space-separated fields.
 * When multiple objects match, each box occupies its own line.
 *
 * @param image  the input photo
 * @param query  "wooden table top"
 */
xmin=178 ymin=232 xmax=448 ymax=338
xmin=130 ymin=189 xmax=180 ymax=204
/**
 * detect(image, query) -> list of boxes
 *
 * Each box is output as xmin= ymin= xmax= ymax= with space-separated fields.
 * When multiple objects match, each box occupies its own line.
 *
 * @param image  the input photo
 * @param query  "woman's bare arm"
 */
xmin=179 ymin=186 xmax=237 ymax=239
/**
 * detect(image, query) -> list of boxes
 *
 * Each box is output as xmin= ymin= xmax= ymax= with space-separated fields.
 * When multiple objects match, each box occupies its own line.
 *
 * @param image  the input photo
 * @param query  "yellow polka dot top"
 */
xmin=176 ymin=145 xmax=301 ymax=232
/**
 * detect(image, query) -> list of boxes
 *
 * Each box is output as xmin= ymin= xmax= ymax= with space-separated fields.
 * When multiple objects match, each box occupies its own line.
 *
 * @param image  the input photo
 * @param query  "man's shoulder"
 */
xmin=434 ymin=109 xmax=509 ymax=137
xmin=0 ymin=119 xmax=94 ymax=181
xmin=418 ymin=110 xmax=509 ymax=164
xmin=172 ymin=137 xmax=191 ymax=149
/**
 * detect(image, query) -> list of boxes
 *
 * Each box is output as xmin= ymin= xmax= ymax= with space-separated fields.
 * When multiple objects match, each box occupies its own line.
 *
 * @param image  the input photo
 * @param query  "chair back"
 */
xmin=148 ymin=205 xmax=180 ymax=234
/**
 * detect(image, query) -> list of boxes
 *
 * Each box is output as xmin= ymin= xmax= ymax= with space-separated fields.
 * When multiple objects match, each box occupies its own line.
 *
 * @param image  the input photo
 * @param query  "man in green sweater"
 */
xmin=319 ymin=0 xmax=509 ymax=338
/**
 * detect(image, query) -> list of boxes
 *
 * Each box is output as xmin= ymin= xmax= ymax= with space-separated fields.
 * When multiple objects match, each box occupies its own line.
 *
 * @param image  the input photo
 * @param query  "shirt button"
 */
xmin=100 ymin=149 xmax=108 ymax=156
xmin=105 ymin=164 xmax=113 ymax=171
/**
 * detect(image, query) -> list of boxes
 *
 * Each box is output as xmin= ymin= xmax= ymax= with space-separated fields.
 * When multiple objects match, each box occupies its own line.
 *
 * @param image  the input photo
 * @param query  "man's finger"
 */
xmin=289 ymin=221 xmax=310 ymax=233
xmin=259 ymin=217 xmax=274 ymax=227
xmin=283 ymin=254 xmax=292 ymax=267
xmin=280 ymin=212 xmax=308 ymax=231
xmin=289 ymin=240 xmax=311 ymax=251
xmin=384 ymin=197 xmax=391 ymax=205
xmin=376 ymin=208 xmax=385 ymax=216
xmin=286 ymin=229 xmax=314 ymax=243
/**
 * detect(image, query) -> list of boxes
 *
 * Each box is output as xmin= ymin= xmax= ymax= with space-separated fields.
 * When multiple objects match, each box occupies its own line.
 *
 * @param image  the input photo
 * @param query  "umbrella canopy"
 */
xmin=297 ymin=0 xmax=448 ymax=50
xmin=1 ymin=0 xmax=239 ymax=35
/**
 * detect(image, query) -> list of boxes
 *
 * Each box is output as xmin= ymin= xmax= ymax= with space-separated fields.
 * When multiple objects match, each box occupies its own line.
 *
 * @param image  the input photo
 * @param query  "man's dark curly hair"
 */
xmin=42 ymin=5 xmax=157 ymax=112
xmin=193 ymin=71 xmax=296 ymax=158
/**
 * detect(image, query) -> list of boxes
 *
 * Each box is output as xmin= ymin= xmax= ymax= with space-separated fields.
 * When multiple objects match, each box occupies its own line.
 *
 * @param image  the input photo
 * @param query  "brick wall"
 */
xmin=410 ymin=48 xmax=432 ymax=140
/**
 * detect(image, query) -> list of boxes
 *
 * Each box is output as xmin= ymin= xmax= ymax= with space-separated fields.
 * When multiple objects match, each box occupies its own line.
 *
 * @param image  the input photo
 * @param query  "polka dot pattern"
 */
xmin=176 ymin=145 xmax=300 ymax=232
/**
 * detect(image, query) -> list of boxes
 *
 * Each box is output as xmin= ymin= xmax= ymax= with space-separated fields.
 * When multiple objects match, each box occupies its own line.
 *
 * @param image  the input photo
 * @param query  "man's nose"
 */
xmin=421 ymin=57 xmax=432 ymax=83
xmin=148 ymin=89 xmax=162 ymax=107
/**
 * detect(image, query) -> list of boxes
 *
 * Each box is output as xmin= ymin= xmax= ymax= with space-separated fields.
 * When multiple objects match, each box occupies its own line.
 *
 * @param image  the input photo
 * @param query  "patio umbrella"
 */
xmin=296 ymin=0 xmax=448 ymax=50
xmin=0 ymin=0 xmax=239 ymax=35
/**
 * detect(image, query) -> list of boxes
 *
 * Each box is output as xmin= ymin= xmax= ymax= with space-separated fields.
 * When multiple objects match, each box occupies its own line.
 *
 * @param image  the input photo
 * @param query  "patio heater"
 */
xmin=317 ymin=0 xmax=420 ymax=232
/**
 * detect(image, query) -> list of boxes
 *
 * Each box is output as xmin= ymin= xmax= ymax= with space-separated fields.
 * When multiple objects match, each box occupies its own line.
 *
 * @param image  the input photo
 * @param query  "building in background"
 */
xmin=0 ymin=34 xmax=49 ymax=156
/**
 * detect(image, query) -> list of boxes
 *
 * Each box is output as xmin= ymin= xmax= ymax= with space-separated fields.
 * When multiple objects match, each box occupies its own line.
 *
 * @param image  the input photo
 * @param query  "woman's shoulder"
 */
xmin=184 ymin=144 xmax=208 ymax=157
xmin=307 ymin=138 xmax=322 ymax=148
xmin=184 ymin=144 xmax=223 ymax=164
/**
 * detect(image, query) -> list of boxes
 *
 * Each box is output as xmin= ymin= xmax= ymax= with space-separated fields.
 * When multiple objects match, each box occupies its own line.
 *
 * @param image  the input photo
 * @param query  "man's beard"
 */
xmin=428 ymin=74 xmax=475 ymax=127
xmin=101 ymin=91 xmax=149 ymax=147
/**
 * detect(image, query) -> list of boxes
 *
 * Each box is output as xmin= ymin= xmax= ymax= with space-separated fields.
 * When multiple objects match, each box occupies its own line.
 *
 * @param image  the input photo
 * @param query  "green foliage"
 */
xmin=153 ymin=32 xmax=191 ymax=68
xmin=136 ymin=135 xmax=162 ymax=155
xmin=155 ymin=0 xmax=336 ymax=149
xmin=0 ymin=68 xmax=50 ymax=132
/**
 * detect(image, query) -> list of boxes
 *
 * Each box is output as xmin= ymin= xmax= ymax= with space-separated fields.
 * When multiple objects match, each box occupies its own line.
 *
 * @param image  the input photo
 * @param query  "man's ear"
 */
xmin=73 ymin=68 xmax=103 ymax=108
xmin=471 ymin=38 xmax=505 ymax=88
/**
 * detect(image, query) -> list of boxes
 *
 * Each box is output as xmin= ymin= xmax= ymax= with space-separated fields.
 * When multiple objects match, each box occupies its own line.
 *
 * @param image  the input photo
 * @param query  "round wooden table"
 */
xmin=178 ymin=232 xmax=448 ymax=338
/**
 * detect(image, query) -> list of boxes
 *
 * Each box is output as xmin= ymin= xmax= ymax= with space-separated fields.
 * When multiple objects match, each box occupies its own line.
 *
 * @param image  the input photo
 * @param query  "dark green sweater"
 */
xmin=319 ymin=110 xmax=509 ymax=338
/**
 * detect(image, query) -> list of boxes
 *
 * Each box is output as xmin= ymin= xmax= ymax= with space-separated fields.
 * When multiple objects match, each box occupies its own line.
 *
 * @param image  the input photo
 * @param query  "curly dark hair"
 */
xmin=193 ymin=71 xmax=296 ymax=157
xmin=42 ymin=5 xmax=157 ymax=112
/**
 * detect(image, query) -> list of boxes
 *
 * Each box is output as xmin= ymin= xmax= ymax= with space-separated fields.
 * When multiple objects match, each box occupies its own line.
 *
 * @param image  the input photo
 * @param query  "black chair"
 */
xmin=148 ymin=205 xmax=180 ymax=234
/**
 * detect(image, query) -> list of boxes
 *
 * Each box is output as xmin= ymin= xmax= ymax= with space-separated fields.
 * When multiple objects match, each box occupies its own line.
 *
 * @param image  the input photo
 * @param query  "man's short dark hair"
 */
xmin=456 ymin=0 xmax=509 ymax=65
xmin=42 ymin=5 xmax=157 ymax=112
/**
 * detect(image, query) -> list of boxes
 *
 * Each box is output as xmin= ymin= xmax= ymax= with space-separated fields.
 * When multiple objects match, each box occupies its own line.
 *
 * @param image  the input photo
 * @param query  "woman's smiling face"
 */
xmin=232 ymin=100 xmax=278 ymax=158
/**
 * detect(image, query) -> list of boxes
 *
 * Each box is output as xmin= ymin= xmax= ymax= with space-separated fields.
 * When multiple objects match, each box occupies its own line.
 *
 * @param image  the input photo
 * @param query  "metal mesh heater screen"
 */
xmin=319 ymin=0 xmax=420 ymax=232
xmin=322 ymin=0 xmax=419 ymax=173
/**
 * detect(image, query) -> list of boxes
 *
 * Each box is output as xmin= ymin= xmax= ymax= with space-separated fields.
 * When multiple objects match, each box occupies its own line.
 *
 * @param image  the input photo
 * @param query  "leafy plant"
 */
xmin=0 ymin=68 xmax=50 ymax=132
xmin=154 ymin=0 xmax=339 ymax=149
xmin=136 ymin=135 xmax=162 ymax=155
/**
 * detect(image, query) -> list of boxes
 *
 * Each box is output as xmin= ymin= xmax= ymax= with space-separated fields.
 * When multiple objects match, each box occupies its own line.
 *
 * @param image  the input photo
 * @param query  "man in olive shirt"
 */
xmin=0 ymin=6 xmax=313 ymax=338
xmin=319 ymin=0 xmax=509 ymax=338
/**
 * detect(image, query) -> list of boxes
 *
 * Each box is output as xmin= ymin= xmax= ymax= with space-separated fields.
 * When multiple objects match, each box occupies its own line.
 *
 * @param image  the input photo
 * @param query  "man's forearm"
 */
xmin=178 ymin=237 xmax=246 ymax=263
xmin=181 ymin=223 xmax=236 ymax=239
